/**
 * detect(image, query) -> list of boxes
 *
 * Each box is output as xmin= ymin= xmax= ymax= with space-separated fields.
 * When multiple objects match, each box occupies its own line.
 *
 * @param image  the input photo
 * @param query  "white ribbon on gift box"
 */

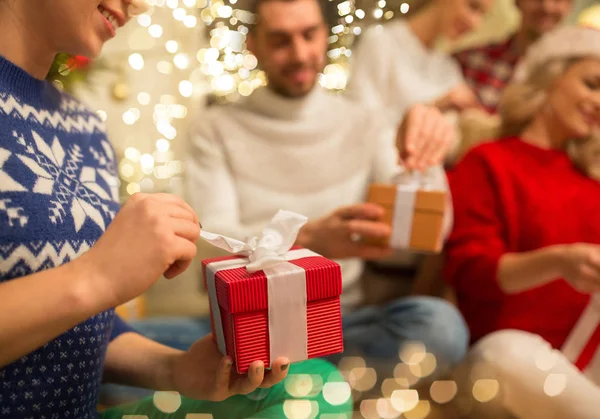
xmin=390 ymin=183 xmax=419 ymax=249
xmin=201 ymin=210 xmax=317 ymax=366
xmin=389 ymin=170 xmax=440 ymax=249
xmin=561 ymin=293 xmax=600 ymax=384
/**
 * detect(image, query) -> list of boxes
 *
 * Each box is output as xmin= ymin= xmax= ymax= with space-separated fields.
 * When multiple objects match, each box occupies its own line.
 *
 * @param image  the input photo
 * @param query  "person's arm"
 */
xmin=0 ymin=254 xmax=111 ymax=367
xmin=497 ymin=246 xmax=566 ymax=293
xmin=185 ymin=115 xmax=262 ymax=241
xmin=0 ymin=193 xmax=200 ymax=368
xmin=102 ymin=330 xmax=180 ymax=391
xmin=446 ymin=150 xmax=600 ymax=296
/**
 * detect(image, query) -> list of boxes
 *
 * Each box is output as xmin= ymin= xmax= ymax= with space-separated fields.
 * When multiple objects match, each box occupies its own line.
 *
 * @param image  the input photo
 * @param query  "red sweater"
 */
xmin=445 ymin=137 xmax=600 ymax=349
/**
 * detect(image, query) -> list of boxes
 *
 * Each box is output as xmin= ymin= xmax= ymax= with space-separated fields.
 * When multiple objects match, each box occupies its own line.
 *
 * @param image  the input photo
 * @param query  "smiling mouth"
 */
xmin=98 ymin=5 xmax=121 ymax=31
xmin=582 ymin=111 xmax=598 ymax=126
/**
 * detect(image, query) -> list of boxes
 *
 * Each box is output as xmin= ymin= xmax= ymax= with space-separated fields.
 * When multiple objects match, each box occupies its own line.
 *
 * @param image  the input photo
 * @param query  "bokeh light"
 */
xmin=472 ymin=379 xmax=500 ymax=403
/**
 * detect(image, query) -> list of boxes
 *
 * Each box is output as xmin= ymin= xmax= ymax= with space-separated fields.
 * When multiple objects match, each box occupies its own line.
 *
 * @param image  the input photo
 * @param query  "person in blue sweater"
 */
xmin=0 ymin=1 xmax=351 ymax=418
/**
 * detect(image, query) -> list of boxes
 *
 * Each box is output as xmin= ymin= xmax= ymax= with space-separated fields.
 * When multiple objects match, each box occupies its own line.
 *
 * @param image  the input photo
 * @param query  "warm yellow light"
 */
xmin=128 ymin=53 xmax=145 ymax=70
xmin=166 ymin=40 xmax=179 ymax=53
xmin=578 ymin=4 xmax=600 ymax=29
xmin=149 ymin=24 xmax=163 ymax=38
xmin=179 ymin=80 xmax=193 ymax=97
xmin=156 ymin=139 xmax=171 ymax=152
xmin=472 ymin=379 xmax=500 ymax=402
xmin=137 ymin=14 xmax=151 ymax=27
xmin=173 ymin=8 xmax=186 ymax=20
xmin=174 ymin=53 xmax=190 ymax=69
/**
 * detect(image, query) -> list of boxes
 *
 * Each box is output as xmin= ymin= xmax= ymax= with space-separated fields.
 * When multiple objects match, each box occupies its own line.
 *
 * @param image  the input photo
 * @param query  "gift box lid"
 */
xmin=368 ymin=183 xmax=446 ymax=213
xmin=202 ymin=252 xmax=342 ymax=314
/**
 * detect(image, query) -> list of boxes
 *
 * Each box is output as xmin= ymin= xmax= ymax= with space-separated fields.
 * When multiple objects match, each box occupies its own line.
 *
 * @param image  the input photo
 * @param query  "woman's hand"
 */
xmin=558 ymin=243 xmax=600 ymax=293
xmin=397 ymin=104 xmax=457 ymax=171
xmin=81 ymin=193 xmax=200 ymax=308
xmin=170 ymin=335 xmax=290 ymax=402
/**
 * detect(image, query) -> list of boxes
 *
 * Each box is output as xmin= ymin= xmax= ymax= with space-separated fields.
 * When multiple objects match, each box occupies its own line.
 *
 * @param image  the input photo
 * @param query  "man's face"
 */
xmin=247 ymin=0 xmax=328 ymax=98
xmin=516 ymin=0 xmax=573 ymax=39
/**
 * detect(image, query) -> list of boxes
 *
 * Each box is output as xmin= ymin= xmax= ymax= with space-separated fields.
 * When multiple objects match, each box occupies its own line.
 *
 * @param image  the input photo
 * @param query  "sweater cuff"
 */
xmin=109 ymin=314 xmax=137 ymax=341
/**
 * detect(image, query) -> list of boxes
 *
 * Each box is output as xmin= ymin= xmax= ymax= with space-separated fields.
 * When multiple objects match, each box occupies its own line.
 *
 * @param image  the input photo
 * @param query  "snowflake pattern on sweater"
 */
xmin=0 ymin=55 xmax=131 ymax=419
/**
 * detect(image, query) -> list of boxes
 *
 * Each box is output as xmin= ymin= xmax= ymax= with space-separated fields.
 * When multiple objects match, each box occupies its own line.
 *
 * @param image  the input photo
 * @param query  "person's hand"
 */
xmin=558 ymin=243 xmax=600 ymax=293
xmin=296 ymin=203 xmax=394 ymax=260
xmin=434 ymin=84 xmax=481 ymax=112
xmin=397 ymin=104 xmax=457 ymax=171
xmin=170 ymin=335 xmax=290 ymax=402
xmin=81 ymin=193 xmax=200 ymax=307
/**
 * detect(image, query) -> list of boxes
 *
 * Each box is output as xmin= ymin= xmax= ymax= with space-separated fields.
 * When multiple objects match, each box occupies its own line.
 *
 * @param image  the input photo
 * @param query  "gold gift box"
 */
xmin=366 ymin=184 xmax=447 ymax=253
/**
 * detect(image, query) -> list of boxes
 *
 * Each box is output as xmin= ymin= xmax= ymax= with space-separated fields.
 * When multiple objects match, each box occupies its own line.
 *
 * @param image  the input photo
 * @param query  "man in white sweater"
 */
xmin=184 ymin=0 xmax=468 ymax=380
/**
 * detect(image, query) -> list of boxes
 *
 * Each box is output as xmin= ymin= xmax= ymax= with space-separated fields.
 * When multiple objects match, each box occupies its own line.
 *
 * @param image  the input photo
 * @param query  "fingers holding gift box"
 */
xmin=200 ymin=210 xmax=344 ymax=374
xmin=365 ymin=172 xmax=449 ymax=253
xmin=295 ymin=203 xmax=395 ymax=261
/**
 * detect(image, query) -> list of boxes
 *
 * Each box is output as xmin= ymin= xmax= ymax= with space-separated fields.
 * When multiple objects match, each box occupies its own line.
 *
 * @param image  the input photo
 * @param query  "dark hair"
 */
xmin=248 ymin=0 xmax=328 ymax=31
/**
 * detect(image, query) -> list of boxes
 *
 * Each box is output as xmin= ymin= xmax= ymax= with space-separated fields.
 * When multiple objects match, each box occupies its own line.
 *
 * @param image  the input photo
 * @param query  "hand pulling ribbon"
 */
xmin=200 ymin=210 xmax=317 ymax=366
xmin=562 ymin=294 xmax=600 ymax=384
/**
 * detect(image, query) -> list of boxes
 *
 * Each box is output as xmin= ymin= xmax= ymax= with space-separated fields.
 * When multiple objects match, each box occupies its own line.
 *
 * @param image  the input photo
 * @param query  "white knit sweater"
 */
xmin=345 ymin=20 xmax=464 ymax=126
xmin=186 ymin=86 xmax=448 ymax=308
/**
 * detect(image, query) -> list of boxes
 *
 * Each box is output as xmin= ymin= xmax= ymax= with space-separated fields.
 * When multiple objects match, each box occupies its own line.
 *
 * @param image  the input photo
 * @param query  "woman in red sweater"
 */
xmin=445 ymin=25 xmax=600 ymax=418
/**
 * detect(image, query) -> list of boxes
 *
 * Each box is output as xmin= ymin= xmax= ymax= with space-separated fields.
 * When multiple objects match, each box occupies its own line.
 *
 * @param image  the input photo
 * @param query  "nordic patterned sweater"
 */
xmin=0 ymin=55 xmax=133 ymax=418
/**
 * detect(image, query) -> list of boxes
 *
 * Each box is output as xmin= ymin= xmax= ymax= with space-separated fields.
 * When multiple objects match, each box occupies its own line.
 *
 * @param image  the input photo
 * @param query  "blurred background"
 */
xmin=49 ymin=0 xmax=600 ymax=320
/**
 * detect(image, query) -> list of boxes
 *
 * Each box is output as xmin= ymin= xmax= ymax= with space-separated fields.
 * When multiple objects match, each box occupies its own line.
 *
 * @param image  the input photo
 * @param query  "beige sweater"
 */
xmin=346 ymin=20 xmax=464 ymax=126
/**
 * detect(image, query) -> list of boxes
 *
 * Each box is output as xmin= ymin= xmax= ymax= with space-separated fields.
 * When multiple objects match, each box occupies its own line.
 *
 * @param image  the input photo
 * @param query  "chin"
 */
xmin=588 ymin=166 xmax=600 ymax=181
xmin=569 ymin=126 xmax=593 ymax=140
xmin=72 ymin=37 xmax=105 ymax=59
xmin=282 ymin=82 xmax=316 ymax=98
xmin=84 ymin=43 xmax=104 ymax=59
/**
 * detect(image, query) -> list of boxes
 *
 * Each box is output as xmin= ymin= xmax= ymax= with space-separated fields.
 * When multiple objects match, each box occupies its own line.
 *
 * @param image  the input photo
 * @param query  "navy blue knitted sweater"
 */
xmin=0 ymin=55 xmax=133 ymax=419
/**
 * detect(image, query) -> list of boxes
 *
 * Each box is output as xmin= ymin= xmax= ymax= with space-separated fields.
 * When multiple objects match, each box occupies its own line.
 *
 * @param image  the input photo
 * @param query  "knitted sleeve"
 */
xmin=443 ymin=148 xmax=507 ymax=302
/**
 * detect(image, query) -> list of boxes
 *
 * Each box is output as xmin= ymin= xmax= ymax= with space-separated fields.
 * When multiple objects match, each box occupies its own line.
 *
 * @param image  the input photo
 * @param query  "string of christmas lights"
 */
xmin=90 ymin=0 xmax=598 ymax=199
xmin=99 ymin=0 xmax=413 ymax=198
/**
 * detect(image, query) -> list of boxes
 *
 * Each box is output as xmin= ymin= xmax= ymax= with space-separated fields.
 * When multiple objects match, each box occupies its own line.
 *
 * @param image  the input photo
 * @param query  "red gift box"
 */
xmin=202 ymin=248 xmax=344 ymax=374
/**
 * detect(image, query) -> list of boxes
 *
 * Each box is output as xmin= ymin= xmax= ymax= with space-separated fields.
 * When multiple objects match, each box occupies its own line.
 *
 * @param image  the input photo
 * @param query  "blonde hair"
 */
xmin=499 ymin=58 xmax=579 ymax=137
xmin=448 ymin=57 xmax=579 ymax=164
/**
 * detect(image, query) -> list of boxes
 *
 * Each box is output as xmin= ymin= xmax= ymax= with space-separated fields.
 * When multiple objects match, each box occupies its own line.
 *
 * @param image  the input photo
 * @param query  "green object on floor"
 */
xmin=100 ymin=358 xmax=352 ymax=419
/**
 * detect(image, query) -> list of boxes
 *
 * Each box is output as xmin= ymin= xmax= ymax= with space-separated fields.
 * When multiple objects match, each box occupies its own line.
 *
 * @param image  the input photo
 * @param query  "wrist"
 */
xmin=156 ymin=350 xmax=181 ymax=391
xmin=70 ymin=251 xmax=119 ymax=311
xmin=296 ymin=221 xmax=316 ymax=249
xmin=544 ymin=244 xmax=568 ymax=277
xmin=433 ymin=96 xmax=451 ymax=112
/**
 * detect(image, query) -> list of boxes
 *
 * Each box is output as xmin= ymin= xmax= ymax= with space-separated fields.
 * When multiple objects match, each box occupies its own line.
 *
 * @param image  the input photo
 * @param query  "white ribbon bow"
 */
xmin=200 ymin=210 xmax=308 ymax=272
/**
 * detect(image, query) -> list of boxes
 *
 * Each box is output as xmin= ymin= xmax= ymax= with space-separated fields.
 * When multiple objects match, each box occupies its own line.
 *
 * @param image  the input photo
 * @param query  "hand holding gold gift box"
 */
xmin=365 ymin=173 xmax=448 ymax=253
